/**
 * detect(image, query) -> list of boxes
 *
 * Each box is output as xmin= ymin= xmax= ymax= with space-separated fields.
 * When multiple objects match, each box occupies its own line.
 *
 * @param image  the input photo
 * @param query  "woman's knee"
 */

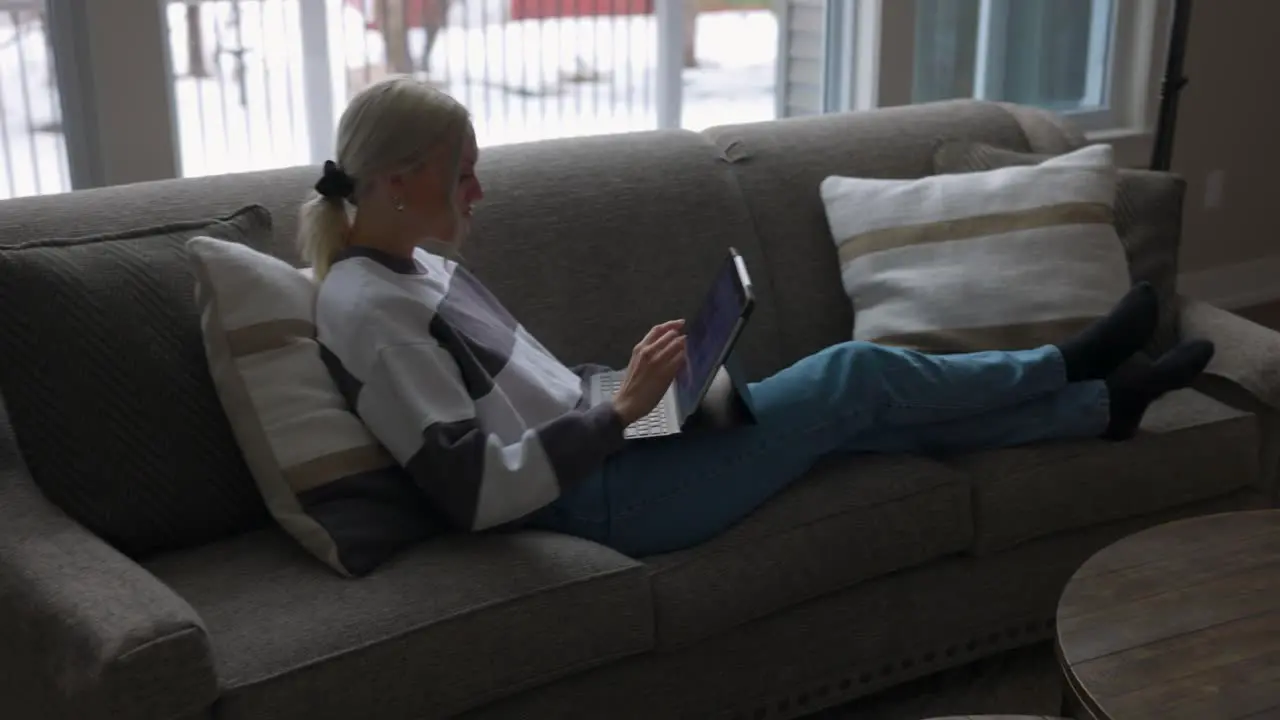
xmin=753 ymin=341 xmax=896 ymax=420
xmin=812 ymin=340 xmax=896 ymax=379
xmin=829 ymin=340 xmax=881 ymax=360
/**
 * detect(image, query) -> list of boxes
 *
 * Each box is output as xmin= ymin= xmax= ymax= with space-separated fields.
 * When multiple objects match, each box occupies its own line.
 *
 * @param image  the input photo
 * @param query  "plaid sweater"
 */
xmin=315 ymin=246 xmax=625 ymax=530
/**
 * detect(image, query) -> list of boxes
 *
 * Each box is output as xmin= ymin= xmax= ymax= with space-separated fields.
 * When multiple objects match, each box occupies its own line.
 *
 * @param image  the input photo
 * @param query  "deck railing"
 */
xmin=167 ymin=0 xmax=777 ymax=177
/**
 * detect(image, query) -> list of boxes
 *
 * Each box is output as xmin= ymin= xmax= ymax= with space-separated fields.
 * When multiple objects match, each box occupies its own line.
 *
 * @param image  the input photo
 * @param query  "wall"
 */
xmin=1170 ymin=1 xmax=1280 ymax=286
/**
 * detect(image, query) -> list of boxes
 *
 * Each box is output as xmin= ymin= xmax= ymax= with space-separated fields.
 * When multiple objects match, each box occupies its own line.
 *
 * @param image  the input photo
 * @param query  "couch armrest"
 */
xmin=0 ymin=401 xmax=218 ymax=720
xmin=998 ymin=102 xmax=1088 ymax=155
xmin=1180 ymin=295 xmax=1280 ymax=413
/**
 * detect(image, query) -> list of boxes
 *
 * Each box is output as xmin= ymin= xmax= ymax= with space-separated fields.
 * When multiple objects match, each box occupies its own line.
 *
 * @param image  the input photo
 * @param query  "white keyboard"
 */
xmin=599 ymin=374 xmax=673 ymax=438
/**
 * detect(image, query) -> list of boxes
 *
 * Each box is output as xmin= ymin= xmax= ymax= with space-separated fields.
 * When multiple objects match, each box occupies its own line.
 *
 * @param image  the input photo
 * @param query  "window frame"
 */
xmin=828 ymin=0 xmax=1174 ymax=150
xmin=51 ymin=0 xmax=707 ymax=187
xmin=49 ymin=0 xmax=180 ymax=189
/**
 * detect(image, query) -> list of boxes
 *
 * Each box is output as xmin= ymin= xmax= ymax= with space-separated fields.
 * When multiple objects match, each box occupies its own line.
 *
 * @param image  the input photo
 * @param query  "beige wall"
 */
xmin=1171 ymin=0 xmax=1280 ymax=273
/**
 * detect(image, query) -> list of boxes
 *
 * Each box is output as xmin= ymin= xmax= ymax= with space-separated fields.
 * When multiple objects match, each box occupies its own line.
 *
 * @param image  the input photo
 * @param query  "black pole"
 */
xmin=1150 ymin=0 xmax=1193 ymax=171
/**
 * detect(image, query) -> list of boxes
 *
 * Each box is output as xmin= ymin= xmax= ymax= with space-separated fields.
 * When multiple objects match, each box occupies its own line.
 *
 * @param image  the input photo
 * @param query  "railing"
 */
xmin=0 ymin=0 xmax=69 ymax=199
xmin=166 ymin=0 xmax=777 ymax=177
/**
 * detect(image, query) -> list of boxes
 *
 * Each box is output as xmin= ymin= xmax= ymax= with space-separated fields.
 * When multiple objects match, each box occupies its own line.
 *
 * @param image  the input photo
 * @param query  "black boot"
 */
xmin=1055 ymin=282 xmax=1159 ymax=382
xmin=1102 ymin=339 xmax=1215 ymax=440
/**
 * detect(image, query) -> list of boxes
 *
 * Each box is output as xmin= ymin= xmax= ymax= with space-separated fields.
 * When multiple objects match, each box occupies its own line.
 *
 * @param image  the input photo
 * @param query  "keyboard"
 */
xmin=599 ymin=373 xmax=673 ymax=438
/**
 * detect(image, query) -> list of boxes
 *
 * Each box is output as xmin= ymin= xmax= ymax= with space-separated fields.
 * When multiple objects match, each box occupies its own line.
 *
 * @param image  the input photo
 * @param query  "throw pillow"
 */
xmin=934 ymin=139 xmax=1185 ymax=355
xmin=0 ymin=206 xmax=274 ymax=557
xmin=820 ymin=144 xmax=1133 ymax=353
xmin=187 ymin=236 xmax=438 ymax=576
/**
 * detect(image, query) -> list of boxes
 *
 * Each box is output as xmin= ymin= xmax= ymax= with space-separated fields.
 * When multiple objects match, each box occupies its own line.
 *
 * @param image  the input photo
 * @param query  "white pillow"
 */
xmin=188 ymin=237 xmax=433 ymax=576
xmin=820 ymin=144 xmax=1132 ymax=352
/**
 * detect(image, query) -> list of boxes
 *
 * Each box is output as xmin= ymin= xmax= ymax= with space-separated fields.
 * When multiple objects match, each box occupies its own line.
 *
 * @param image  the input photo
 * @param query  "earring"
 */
xmin=392 ymin=197 xmax=405 ymax=212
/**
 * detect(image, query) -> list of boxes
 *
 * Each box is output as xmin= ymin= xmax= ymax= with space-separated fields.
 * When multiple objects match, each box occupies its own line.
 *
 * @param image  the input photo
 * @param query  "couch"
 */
xmin=2 ymin=99 xmax=1278 ymax=720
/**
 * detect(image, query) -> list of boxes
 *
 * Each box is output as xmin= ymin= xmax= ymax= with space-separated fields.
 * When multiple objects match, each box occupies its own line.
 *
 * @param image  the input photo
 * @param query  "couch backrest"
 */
xmin=702 ymin=99 xmax=1082 ymax=369
xmin=0 ymin=130 xmax=784 ymax=378
xmin=0 ymin=165 xmax=318 ymax=261
xmin=455 ymin=130 xmax=786 ymax=377
xmin=0 ymin=99 xmax=1081 ymax=379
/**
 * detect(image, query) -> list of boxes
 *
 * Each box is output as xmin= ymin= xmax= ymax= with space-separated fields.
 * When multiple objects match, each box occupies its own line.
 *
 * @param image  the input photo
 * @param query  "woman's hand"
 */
xmin=613 ymin=320 xmax=687 ymax=426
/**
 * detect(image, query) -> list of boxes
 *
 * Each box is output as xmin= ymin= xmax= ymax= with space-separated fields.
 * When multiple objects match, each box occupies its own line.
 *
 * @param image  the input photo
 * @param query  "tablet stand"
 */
xmin=684 ymin=350 xmax=758 ymax=431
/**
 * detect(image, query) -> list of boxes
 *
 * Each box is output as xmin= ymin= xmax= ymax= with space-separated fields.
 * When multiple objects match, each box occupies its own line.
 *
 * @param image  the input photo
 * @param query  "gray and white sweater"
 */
xmin=315 ymin=246 xmax=625 ymax=530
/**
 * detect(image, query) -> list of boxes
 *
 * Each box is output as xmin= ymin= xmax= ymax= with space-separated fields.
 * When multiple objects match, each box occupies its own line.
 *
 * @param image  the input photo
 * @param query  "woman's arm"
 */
xmin=359 ymin=340 xmax=626 ymax=531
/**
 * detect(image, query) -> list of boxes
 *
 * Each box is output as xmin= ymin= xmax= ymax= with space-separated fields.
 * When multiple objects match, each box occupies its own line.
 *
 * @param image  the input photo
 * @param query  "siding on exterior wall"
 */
xmin=779 ymin=0 xmax=825 ymax=117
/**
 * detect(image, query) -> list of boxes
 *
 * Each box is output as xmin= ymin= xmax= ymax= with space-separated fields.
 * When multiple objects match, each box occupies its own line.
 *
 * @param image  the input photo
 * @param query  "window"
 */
xmin=914 ymin=0 xmax=1115 ymax=128
xmin=33 ymin=0 xmax=781 ymax=193
xmin=26 ymin=0 xmax=1169 ymax=196
xmin=0 ymin=1 xmax=71 ymax=199
xmin=163 ymin=0 xmax=781 ymax=178
xmin=821 ymin=0 xmax=1172 ymax=139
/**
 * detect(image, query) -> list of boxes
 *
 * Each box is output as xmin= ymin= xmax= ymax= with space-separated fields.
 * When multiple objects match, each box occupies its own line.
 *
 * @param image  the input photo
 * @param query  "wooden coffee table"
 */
xmin=1056 ymin=510 xmax=1280 ymax=719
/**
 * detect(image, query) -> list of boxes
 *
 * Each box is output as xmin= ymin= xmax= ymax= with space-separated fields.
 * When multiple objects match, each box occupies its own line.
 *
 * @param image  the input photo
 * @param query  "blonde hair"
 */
xmin=298 ymin=76 xmax=472 ymax=280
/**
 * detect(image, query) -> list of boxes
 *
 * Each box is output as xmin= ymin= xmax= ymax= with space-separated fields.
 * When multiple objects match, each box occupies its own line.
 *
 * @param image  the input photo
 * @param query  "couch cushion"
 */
xmin=145 ymin=528 xmax=653 ymax=720
xmin=702 ymin=100 xmax=1035 ymax=371
xmin=644 ymin=453 xmax=970 ymax=648
xmin=952 ymin=389 xmax=1258 ymax=554
xmin=460 ymin=491 xmax=1265 ymax=720
xmin=0 ymin=206 xmax=274 ymax=558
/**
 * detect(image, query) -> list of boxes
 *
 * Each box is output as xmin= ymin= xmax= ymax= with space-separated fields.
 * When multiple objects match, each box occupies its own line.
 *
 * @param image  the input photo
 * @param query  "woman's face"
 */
xmin=454 ymin=132 xmax=483 ymax=234
xmin=397 ymin=129 xmax=484 ymax=245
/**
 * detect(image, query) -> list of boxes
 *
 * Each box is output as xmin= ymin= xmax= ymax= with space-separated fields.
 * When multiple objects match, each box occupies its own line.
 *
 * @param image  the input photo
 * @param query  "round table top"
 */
xmin=1056 ymin=510 xmax=1280 ymax=720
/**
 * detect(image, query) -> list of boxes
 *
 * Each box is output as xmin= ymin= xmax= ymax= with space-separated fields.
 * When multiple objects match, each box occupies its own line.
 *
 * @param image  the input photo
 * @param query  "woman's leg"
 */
xmin=749 ymin=341 xmax=1071 ymax=431
xmin=846 ymin=337 xmax=1217 ymax=453
xmin=531 ymin=341 xmax=1087 ymax=557
xmin=847 ymin=381 xmax=1109 ymax=455
xmin=526 ymin=339 xmax=1215 ymax=553
xmin=527 ymin=284 xmax=1169 ymax=556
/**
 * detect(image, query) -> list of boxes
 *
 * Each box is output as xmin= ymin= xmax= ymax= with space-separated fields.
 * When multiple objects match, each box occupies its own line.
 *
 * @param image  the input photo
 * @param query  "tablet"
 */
xmin=675 ymin=248 xmax=756 ymax=423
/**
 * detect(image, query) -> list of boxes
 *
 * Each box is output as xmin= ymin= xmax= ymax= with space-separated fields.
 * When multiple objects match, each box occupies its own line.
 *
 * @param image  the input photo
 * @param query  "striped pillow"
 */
xmin=933 ymin=139 xmax=1185 ymax=355
xmin=188 ymin=237 xmax=438 ymax=576
xmin=820 ymin=144 xmax=1133 ymax=352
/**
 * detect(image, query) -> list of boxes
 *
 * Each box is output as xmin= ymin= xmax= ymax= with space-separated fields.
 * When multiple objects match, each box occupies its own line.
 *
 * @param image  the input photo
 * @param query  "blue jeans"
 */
xmin=526 ymin=341 xmax=1109 ymax=557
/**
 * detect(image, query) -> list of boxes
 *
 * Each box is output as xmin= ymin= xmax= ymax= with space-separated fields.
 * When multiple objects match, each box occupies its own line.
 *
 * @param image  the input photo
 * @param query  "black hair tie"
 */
xmin=315 ymin=160 xmax=356 ymax=201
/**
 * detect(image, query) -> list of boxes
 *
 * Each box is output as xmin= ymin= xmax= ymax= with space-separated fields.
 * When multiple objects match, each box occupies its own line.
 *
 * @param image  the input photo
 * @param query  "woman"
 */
xmin=302 ymin=77 xmax=1213 ymax=557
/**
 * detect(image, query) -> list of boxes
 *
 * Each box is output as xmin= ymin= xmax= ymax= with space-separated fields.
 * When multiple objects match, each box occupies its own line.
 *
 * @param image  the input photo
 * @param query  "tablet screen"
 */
xmin=676 ymin=256 xmax=747 ymax=413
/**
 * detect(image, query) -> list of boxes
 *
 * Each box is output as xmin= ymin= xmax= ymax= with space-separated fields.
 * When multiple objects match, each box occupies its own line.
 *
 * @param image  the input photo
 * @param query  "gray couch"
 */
xmin=3 ymin=99 xmax=1279 ymax=720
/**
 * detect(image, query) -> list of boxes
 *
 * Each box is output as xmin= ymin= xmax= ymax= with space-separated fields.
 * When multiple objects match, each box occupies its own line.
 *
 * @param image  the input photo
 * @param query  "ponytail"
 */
xmin=297 ymin=194 xmax=350 ymax=282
